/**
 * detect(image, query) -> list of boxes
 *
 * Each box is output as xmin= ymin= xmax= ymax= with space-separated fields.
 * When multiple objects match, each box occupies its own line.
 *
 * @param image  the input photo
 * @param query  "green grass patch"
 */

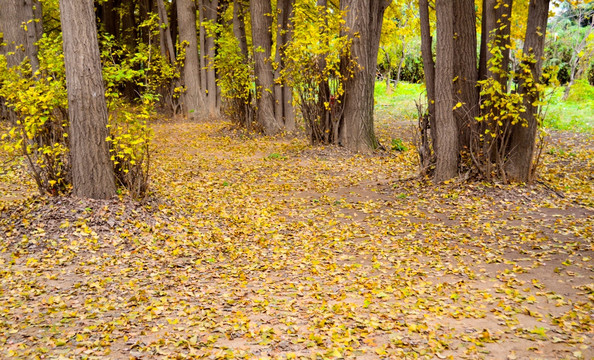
xmin=543 ymin=81 xmax=594 ymax=133
xmin=373 ymin=79 xmax=593 ymax=133
xmin=374 ymin=81 xmax=424 ymax=120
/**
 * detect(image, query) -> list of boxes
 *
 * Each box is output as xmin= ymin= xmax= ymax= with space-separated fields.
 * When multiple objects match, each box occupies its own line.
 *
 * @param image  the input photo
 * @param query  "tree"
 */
xmin=552 ymin=3 xmax=594 ymax=100
xmin=433 ymin=0 xmax=458 ymax=181
xmin=0 ymin=0 xmax=43 ymax=122
xmin=419 ymin=0 xmax=552 ymax=183
xmin=60 ymin=0 xmax=116 ymax=199
xmin=273 ymin=0 xmax=296 ymax=131
xmin=506 ymin=0 xmax=551 ymax=182
xmin=339 ymin=0 xmax=390 ymax=152
xmin=0 ymin=0 xmax=42 ymax=71
xmin=379 ymin=0 xmax=419 ymax=91
xmin=199 ymin=0 xmax=220 ymax=117
xmin=251 ymin=0 xmax=283 ymax=135
xmin=177 ymin=0 xmax=207 ymax=119
xmin=453 ymin=0 xmax=479 ymax=152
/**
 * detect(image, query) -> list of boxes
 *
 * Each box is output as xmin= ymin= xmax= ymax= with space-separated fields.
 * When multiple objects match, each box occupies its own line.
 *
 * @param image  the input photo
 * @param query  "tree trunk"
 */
xmin=505 ymin=0 xmax=550 ymax=182
xmin=100 ymin=0 xmax=120 ymax=38
xmin=274 ymin=0 xmax=295 ymax=131
xmin=60 ymin=0 xmax=116 ymax=199
xmin=434 ymin=0 xmax=458 ymax=181
xmin=233 ymin=0 xmax=249 ymax=58
xmin=479 ymin=0 xmax=513 ymax=84
xmin=169 ymin=0 xmax=179 ymax=53
xmin=202 ymin=0 xmax=219 ymax=116
xmin=139 ymin=0 xmax=154 ymax=45
xmin=338 ymin=0 xmax=389 ymax=152
xmin=121 ymin=1 xmax=138 ymax=100
xmin=251 ymin=0 xmax=282 ymax=135
xmin=157 ymin=0 xmax=176 ymax=64
xmin=0 ymin=0 xmax=42 ymax=71
xmin=453 ymin=0 xmax=478 ymax=152
xmin=177 ymin=0 xmax=206 ymax=119
xmin=198 ymin=0 xmax=207 ymax=95
xmin=419 ymin=0 xmax=437 ymax=151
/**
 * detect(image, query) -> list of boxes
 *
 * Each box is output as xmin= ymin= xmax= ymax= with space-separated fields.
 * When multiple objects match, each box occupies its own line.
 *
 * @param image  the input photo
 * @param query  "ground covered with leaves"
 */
xmin=0 ymin=119 xmax=592 ymax=359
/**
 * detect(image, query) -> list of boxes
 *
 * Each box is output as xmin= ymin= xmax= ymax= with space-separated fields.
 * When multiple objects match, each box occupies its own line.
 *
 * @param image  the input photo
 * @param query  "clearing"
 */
xmin=0 ymin=117 xmax=592 ymax=359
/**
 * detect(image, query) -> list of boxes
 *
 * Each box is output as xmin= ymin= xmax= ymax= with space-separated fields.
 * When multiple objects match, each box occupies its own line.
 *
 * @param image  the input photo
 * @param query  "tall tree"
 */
xmin=60 ymin=0 xmax=116 ymax=199
xmin=339 ymin=0 xmax=390 ymax=152
xmin=200 ymin=0 xmax=220 ymax=116
xmin=418 ymin=0 xmax=437 ymax=163
xmin=274 ymin=0 xmax=296 ymax=131
xmin=177 ymin=0 xmax=206 ymax=119
xmin=251 ymin=0 xmax=282 ymax=135
xmin=0 ymin=0 xmax=42 ymax=71
xmin=453 ymin=0 xmax=479 ymax=151
xmin=506 ymin=0 xmax=551 ymax=182
xmin=0 ymin=0 xmax=43 ymax=123
xmin=434 ymin=0 xmax=458 ymax=181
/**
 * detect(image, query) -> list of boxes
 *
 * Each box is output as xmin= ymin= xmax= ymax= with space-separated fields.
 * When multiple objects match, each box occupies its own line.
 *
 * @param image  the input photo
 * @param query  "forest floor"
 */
xmin=0 ymin=117 xmax=592 ymax=360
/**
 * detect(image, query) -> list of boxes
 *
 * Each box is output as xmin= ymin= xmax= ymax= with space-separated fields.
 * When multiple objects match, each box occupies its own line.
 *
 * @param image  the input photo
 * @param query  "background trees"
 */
xmin=421 ymin=0 xmax=553 ymax=183
xmin=0 ymin=0 xmax=575 ymax=198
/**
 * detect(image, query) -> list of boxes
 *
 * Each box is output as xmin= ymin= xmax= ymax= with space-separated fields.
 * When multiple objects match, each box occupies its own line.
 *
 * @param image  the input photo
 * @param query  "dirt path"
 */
xmin=0 ymin=120 xmax=592 ymax=359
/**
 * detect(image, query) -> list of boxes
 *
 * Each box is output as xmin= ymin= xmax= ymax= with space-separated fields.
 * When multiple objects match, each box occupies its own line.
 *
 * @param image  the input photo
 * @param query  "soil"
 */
xmin=0 ymin=118 xmax=592 ymax=359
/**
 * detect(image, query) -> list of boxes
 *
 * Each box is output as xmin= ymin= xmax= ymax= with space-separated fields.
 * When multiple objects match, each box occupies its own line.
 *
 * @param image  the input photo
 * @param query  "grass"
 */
xmin=374 ymin=80 xmax=425 ymax=120
xmin=543 ymin=80 xmax=594 ymax=133
xmin=374 ymin=79 xmax=594 ymax=133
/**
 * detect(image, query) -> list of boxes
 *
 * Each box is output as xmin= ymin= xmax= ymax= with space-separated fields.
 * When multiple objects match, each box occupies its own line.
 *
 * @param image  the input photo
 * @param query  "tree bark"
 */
xmin=434 ymin=0 xmax=458 ymax=181
xmin=274 ymin=0 xmax=295 ymax=131
xmin=419 ymin=0 xmax=437 ymax=150
xmin=100 ymin=0 xmax=120 ymax=38
xmin=157 ymin=0 xmax=176 ymax=64
xmin=479 ymin=0 xmax=513 ymax=84
xmin=177 ymin=0 xmax=206 ymax=119
xmin=60 ymin=0 xmax=116 ymax=199
xmin=202 ymin=0 xmax=219 ymax=116
xmin=0 ymin=0 xmax=42 ymax=71
xmin=506 ymin=0 xmax=550 ymax=182
xmin=338 ymin=0 xmax=389 ymax=152
xmin=251 ymin=0 xmax=282 ymax=135
xmin=233 ymin=0 xmax=249 ymax=58
xmin=453 ymin=0 xmax=478 ymax=152
xmin=0 ymin=0 xmax=42 ymax=123
xmin=199 ymin=0 xmax=207 ymax=95
xmin=121 ymin=1 xmax=138 ymax=100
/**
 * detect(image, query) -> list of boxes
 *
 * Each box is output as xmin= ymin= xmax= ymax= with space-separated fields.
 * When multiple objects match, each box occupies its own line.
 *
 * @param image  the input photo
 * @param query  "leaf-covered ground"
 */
xmin=1 ymin=119 xmax=592 ymax=359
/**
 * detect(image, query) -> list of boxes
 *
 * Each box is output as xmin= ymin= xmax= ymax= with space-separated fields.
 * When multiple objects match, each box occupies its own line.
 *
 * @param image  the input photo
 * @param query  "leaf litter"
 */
xmin=0 ymin=120 xmax=592 ymax=359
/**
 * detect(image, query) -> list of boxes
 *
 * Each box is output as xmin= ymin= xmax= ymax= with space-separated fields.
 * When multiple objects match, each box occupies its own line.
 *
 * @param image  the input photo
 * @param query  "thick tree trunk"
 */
xmin=419 ymin=0 xmax=437 ymax=151
xmin=453 ymin=0 xmax=478 ymax=152
xmin=251 ymin=0 xmax=282 ymax=135
xmin=60 ymin=0 xmax=116 ymax=199
xmin=434 ymin=0 xmax=458 ymax=181
xmin=177 ymin=0 xmax=206 ymax=119
xmin=338 ymin=0 xmax=389 ymax=152
xmin=274 ymin=0 xmax=295 ymax=131
xmin=0 ymin=0 xmax=42 ymax=71
xmin=506 ymin=0 xmax=550 ymax=182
